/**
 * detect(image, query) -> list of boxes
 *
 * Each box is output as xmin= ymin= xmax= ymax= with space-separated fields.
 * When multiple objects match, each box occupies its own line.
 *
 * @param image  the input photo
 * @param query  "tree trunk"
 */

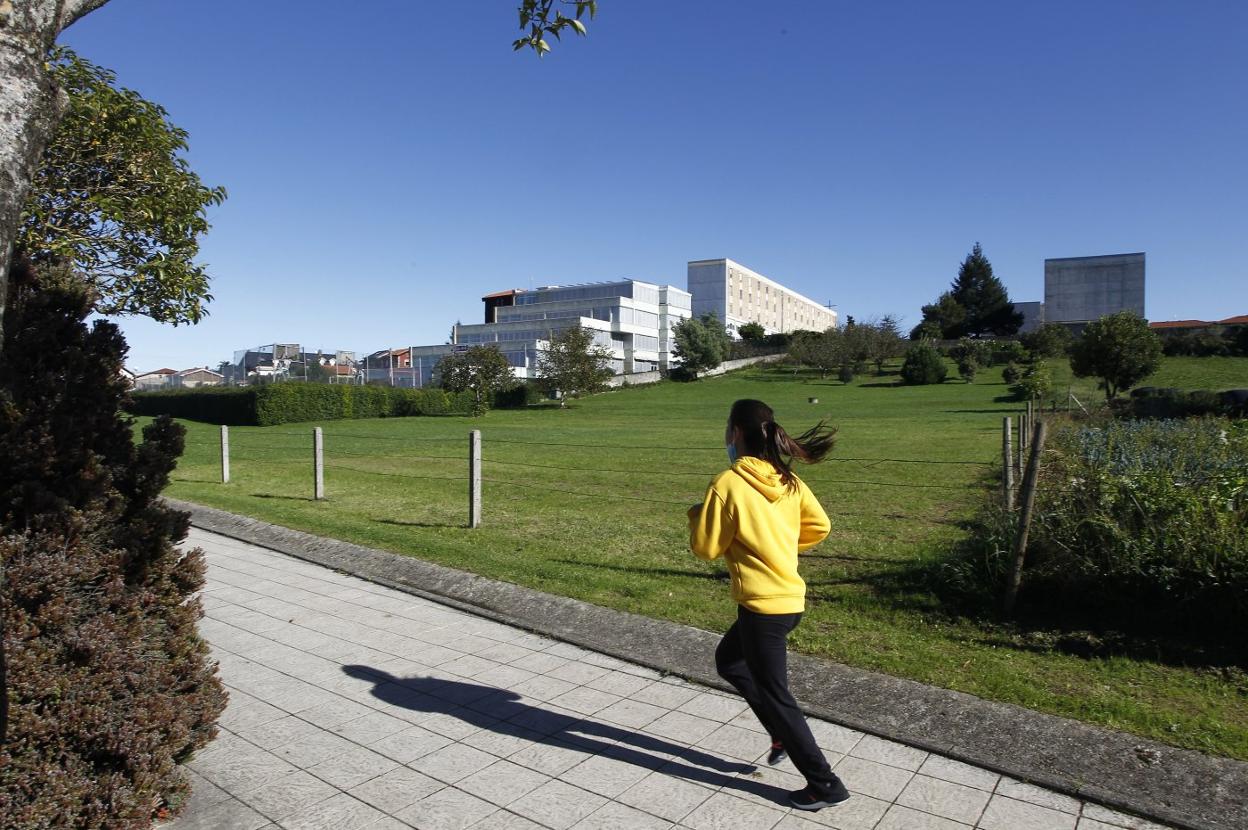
xmin=0 ymin=29 xmax=62 ymax=343
xmin=0 ymin=0 xmax=110 ymax=343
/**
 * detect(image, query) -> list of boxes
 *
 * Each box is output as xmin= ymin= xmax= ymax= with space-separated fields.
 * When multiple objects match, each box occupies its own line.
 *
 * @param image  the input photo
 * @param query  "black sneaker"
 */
xmin=767 ymin=742 xmax=787 ymax=766
xmin=788 ymin=779 xmax=851 ymax=811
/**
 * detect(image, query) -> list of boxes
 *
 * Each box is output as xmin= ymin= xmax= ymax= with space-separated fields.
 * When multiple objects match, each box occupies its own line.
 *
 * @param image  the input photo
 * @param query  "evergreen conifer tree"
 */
xmin=947 ymin=243 xmax=1023 ymax=337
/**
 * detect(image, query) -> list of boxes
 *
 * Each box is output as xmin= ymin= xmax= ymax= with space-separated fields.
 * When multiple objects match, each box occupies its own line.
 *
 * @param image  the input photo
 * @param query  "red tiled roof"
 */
xmin=1149 ymin=320 xmax=1209 ymax=329
xmin=142 ymin=368 xmax=178 ymax=375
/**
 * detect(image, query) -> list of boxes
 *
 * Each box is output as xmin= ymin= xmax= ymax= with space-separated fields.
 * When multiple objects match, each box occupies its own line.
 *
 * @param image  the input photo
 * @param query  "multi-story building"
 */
xmin=1014 ymin=253 xmax=1147 ymax=335
xmin=1044 ymin=253 xmax=1145 ymax=326
xmin=687 ymin=258 xmax=837 ymax=336
xmin=403 ymin=279 xmax=693 ymax=387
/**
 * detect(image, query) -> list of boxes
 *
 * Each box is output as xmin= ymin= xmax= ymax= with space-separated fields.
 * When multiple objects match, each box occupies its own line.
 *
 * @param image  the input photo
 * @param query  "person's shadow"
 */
xmin=342 ymin=665 xmax=789 ymax=804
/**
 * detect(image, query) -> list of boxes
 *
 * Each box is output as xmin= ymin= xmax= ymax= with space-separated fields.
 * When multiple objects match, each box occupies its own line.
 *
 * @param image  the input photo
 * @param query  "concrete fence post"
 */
xmin=469 ymin=430 xmax=482 ymax=528
xmin=1002 ymin=417 xmax=1014 ymax=511
xmin=313 ymin=427 xmax=324 ymax=500
xmin=220 ymin=425 xmax=230 ymax=484
xmin=1015 ymin=416 xmax=1024 ymax=482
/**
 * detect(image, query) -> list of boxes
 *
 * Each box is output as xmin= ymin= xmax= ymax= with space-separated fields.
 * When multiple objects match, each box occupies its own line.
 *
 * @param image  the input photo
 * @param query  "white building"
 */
xmin=403 ymin=279 xmax=693 ymax=387
xmin=170 ymin=367 xmax=224 ymax=388
xmin=687 ymin=258 xmax=837 ymax=336
xmin=133 ymin=368 xmax=178 ymax=391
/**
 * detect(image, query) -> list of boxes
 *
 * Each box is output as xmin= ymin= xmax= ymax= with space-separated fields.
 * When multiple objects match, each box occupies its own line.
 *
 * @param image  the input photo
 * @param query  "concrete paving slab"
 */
xmin=164 ymin=521 xmax=1203 ymax=830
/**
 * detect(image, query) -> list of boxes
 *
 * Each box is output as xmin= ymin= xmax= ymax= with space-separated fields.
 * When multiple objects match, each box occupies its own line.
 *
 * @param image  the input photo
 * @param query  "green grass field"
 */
xmin=157 ymin=356 xmax=1248 ymax=759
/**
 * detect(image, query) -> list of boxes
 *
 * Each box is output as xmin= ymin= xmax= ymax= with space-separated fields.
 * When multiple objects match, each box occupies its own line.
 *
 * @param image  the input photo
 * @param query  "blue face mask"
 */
xmin=726 ymin=443 xmax=738 ymax=465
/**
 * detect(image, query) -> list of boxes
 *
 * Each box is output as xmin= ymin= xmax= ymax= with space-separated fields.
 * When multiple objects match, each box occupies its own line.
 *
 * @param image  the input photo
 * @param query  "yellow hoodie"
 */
xmin=688 ymin=456 xmax=830 ymax=614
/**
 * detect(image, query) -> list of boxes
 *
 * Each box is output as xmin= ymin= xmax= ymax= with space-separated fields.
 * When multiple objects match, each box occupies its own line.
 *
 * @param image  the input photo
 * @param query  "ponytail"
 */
xmin=729 ymin=399 xmax=837 ymax=489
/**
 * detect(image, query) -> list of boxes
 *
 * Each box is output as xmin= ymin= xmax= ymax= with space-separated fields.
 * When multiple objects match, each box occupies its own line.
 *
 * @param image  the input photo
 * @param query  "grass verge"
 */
xmin=157 ymin=357 xmax=1248 ymax=759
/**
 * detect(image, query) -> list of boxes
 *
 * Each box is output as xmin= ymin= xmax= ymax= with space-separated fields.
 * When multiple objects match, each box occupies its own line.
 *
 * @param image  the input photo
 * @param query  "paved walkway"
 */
xmin=170 ymin=528 xmax=1174 ymax=830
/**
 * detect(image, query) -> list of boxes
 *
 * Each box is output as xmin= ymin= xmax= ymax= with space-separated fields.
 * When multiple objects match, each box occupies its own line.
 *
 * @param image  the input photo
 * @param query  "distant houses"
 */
xmin=171 ymin=368 xmax=224 ymax=388
xmin=132 ymin=368 xmax=178 ymax=391
xmin=128 ymin=367 xmax=225 ymax=391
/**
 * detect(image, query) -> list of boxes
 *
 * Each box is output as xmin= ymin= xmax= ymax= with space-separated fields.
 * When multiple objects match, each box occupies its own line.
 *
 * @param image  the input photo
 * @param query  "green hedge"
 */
xmin=492 ymin=383 xmax=545 ymax=409
xmin=130 ymin=383 xmax=474 ymax=425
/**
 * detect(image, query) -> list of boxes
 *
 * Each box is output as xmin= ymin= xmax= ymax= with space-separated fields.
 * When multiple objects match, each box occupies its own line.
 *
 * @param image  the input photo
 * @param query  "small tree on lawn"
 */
xmin=536 ymin=325 xmax=613 ymax=406
xmin=438 ymin=345 xmax=513 ymax=416
xmin=1015 ymin=359 xmax=1053 ymax=401
xmin=672 ymin=313 xmax=731 ymax=378
xmin=949 ymin=337 xmax=990 ymax=383
xmin=867 ymin=315 xmax=905 ymax=373
xmin=1069 ymin=312 xmax=1163 ymax=401
xmin=901 ymin=342 xmax=948 ymax=385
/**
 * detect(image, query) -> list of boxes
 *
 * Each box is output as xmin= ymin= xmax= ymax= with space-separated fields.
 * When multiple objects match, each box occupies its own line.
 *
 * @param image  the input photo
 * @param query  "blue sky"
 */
xmin=60 ymin=0 xmax=1248 ymax=372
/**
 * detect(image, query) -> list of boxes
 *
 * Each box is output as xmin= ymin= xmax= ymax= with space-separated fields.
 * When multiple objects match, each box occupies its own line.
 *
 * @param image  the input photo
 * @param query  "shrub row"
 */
xmin=1127 ymin=386 xmax=1248 ymax=419
xmin=130 ymin=383 xmax=475 ymax=425
xmin=945 ymin=418 xmax=1248 ymax=640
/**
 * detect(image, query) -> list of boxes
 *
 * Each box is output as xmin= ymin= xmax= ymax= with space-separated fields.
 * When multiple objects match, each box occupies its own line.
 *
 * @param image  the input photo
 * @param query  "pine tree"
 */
xmin=947 ymin=243 xmax=1023 ymax=337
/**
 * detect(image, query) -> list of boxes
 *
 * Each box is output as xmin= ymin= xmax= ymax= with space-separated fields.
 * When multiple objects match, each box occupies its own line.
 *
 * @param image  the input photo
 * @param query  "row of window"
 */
xmin=494 ymin=304 xmax=663 ymax=330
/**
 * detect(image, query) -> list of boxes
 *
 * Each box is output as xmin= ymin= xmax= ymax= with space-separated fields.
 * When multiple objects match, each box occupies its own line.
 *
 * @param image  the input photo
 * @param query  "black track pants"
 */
xmin=715 ymin=605 xmax=839 ymax=792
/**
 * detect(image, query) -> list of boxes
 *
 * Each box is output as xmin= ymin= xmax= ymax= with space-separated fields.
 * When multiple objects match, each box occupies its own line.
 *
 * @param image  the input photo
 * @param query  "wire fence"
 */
xmin=174 ymin=425 xmax=999 ymax=523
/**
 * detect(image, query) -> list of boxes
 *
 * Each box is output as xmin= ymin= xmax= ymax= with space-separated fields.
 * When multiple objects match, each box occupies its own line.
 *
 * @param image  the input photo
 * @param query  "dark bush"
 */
xmin=900 ymin=343 xmax=948 ymax=385
xmin=1002 ymin=362 xmax=1023 ymax=384
xmin=1127 ymin=387 xmax=1247 ymax=418
xmin=1160 ymin=329 xmax=1237 ymax=357
xmin=837 ymin=364 xmax=855 ymax=384
xmin=1 ymin=278 xmax=226 ymax=827
xmin=492 ymin=383 xmax=544 ymax=409
xmin=132 ymin=383 xmax=473 ymax=425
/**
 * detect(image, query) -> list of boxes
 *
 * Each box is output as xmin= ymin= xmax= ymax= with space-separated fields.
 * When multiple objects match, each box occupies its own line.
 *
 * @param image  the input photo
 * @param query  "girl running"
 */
xmin=688 ymin=398 xmax=850 ymax=810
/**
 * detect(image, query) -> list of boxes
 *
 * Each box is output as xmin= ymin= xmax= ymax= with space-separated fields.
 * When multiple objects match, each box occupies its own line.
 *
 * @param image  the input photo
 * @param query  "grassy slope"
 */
xmin=158 ymin=356 xmax=1248 ymax=759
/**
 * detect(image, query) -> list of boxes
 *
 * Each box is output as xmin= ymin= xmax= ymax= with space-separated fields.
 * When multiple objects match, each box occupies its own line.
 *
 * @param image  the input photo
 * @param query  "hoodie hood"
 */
xmin=731 ymin=456 xmax=787 ymax=503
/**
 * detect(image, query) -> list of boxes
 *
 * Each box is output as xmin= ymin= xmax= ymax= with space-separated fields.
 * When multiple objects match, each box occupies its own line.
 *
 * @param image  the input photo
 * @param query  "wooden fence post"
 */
xmin=220 ymin=425 xmax=230 ymax=484
xmin=1002 ymin=417 xmax=1014 ymax=511
xmin=313 ymin=427 xmax=324 ymax=500
xmin=469 ymin=430 xmax=482 ymax=528
xmin=1004 ymin=419 xmax=1048 ymax=615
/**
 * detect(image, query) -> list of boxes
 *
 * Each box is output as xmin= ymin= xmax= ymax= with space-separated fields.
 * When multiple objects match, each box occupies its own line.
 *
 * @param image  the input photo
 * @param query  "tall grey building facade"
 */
xmin=1044 ymin=253 xmax=1145 ymax=325
xmin=687 ymin=258 xmax=837 ymax=336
